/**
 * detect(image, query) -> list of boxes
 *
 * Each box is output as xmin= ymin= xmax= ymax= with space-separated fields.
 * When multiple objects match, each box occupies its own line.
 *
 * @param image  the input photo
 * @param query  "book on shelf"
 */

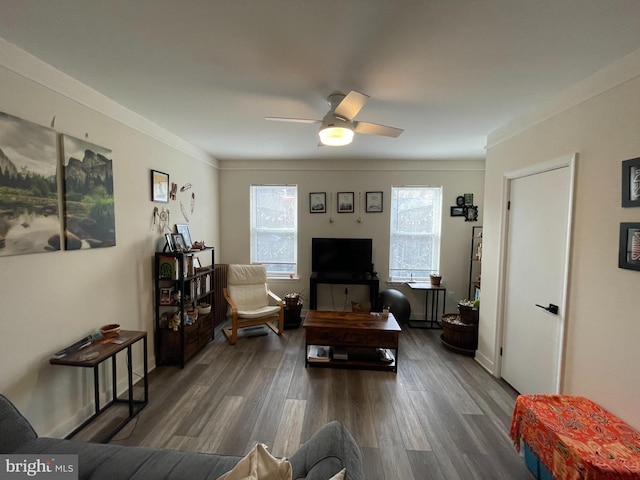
xmin=158 ymin=256 xmax=178 ymax=279
xmin=308 ymin=345 xmax=331 ymax=362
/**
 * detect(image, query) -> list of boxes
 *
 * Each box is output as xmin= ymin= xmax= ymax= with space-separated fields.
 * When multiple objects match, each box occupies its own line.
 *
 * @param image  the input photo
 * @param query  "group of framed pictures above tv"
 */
xmin=309 ymin=191 xmax=383 ymax=214
xmin=619 ymin=157 xmax=640 ymax=271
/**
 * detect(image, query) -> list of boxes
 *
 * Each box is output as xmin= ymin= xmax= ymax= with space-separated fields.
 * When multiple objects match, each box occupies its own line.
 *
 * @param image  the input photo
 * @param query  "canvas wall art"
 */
xmin=61 ymin=135 xmax=116 ymax=249
xmin=0 ymin=111 xmax=60 ymax=256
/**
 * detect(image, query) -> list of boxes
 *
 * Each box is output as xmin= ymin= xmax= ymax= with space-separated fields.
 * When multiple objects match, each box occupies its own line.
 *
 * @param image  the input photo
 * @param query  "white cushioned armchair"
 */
xmin=223 ymin=264 xmax=284 ymax=344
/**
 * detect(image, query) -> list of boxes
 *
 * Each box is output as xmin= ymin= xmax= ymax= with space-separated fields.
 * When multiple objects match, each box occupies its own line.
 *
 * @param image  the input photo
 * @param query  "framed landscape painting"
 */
xmin=0 ymin=111 xmax=60 ymax=256
xmin=619 ymin=222 xmax=640 ymax=271
xmin=61 ymin=135 xmax=115 ymax=250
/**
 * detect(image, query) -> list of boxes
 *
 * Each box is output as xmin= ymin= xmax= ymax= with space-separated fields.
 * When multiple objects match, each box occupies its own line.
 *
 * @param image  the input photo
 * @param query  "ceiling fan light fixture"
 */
xmin=319 ymin=126 xmax=354 ymax=146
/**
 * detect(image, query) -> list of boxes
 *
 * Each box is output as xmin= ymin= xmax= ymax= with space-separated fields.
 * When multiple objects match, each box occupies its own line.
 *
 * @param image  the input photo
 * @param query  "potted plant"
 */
xmin=429 ymin=273 xmax=442 ymax=286
xmin=457 ymin=299 xmax=479 ymax=324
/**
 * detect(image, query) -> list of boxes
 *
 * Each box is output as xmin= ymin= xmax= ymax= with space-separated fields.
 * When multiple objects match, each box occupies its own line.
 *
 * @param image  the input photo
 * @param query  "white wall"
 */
xmin=219 ymin=158 xmax=485 ymax=316
xmin=480 ymin=49 xmax=640 ymax=428
xmin=0 ymin=40 xmax=220 ymax=436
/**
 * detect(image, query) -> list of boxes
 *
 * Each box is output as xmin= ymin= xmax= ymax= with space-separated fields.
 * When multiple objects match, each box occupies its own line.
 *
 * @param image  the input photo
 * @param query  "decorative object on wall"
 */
xmin=61 ymin=135 xmax=115 ymax=250
xmin=621 ymin=157 xmax=640 ymax=207
xmin=309 ymin=192 xmax=326 ymax=213
xmin=366 ymin=191 xmax=383 ymax=212
xmin=0 ymin=111 xmax=60 ymax=256
xmin=179 ymin=200 xmax=190 ymax=223
xmin=151 ymin=169 xmax=169 ymax=203
xmin=175 ymin=223 xmax=192 ymax=249
xmin=456 ymin=195 xmax=465 ymax=206
xmin=464 ymin=193 xmax=474 ymax=206
xmin=337 ymin=192 xmax=354 ymax=213
xmin=451 ymin=206 xmax=465 ymax=217
xmin=464 ymin=205 xmax=479 ymax=222
xmin=618 ymin=222 xmax=640 ymax=271
xmin=170 ymin=182 xmax=178 ymax=200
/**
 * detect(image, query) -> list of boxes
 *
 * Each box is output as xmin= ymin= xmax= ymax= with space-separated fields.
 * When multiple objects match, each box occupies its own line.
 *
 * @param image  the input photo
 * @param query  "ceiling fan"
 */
xmin=265 ymin=90 xmax=403 ymax=146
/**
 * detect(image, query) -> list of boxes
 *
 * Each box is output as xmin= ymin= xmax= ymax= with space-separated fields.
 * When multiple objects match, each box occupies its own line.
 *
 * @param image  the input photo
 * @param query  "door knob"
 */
xmin=535 ymin=303 xmax=559 ymax=314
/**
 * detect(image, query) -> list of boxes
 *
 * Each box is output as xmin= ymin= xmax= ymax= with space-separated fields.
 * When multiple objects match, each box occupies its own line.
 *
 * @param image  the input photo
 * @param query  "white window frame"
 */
xmin=250 ymin=184 xmax=298 ymax=278
xmin=388 ymin=185 xmax=443 ymax=281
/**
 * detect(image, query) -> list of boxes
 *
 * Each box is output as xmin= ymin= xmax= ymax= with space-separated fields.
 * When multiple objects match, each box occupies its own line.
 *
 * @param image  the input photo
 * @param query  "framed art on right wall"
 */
xmin=618 ymin=222 xmax=640 ymax=271
xmin=621 ymin=157 xmax=640 ymax=207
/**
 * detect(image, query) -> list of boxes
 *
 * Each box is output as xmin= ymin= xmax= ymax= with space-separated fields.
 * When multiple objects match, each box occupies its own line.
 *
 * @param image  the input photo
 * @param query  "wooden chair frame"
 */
xmin=222 ymin=286 xmax=284 ymax=345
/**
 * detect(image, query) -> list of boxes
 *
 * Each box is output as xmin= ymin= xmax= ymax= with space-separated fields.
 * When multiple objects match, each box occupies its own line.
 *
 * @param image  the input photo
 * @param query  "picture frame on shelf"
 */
xmin=151 ymin=169 xmax=170 ymax=203
xmin=164 ymin=233 xmax=174 ymax=252
xmin=366 ymin=191 xmax=383 ymax=212
xmin=309 ymin=192 xmax=326 ymax=213
xmin=451 ymin=206 xmax=465 ymax=217
xmin=175 ymin=224 xmax=192 ymax=249
xmin=171 ymin=233 xmax=186 ymax=252
xmin=621 ymin=157 xmax=640 ymax=207
xmin=337 ymin=192 xmax=354 ymax=213
xmin=618 ymin=222 xmax=640 ymax=271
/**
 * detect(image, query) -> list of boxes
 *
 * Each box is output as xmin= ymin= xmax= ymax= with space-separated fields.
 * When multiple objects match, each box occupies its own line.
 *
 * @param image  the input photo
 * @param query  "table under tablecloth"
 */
xmin=510 ymin=394 xmax=640 ymax=480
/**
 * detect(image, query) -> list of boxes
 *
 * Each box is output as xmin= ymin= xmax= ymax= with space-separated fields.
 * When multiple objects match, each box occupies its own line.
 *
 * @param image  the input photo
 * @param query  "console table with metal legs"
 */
xmin=406 ymin=282 xmax=446 ymax=328
xmin=50 ymin=330 xmax=148 ymax=442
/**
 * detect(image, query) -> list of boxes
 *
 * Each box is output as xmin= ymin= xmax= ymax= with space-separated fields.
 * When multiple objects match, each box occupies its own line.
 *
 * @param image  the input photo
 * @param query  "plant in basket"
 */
xmin=457 ymin=299 xmax=479 ymax=324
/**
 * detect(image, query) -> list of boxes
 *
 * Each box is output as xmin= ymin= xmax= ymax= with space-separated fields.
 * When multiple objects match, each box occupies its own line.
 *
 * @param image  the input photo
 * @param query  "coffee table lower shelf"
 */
xmin=305 ymin=346 xmax=397 ymax=372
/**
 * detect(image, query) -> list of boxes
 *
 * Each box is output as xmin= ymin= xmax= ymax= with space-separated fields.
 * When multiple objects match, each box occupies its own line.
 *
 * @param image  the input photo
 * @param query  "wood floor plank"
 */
xmin=110 ymin=326 xmax=528 ymax=480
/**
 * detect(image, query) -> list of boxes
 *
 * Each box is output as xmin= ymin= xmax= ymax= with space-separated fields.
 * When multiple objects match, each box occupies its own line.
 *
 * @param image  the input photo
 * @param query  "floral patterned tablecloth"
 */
xmin=510 ymin=394 xmax=640 ymax=480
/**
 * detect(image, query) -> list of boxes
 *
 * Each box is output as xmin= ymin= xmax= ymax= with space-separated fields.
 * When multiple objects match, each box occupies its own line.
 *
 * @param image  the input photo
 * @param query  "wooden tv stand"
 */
xmin=309 ymin=272 xmax=379 ymax=309
xmin=303 ymin=310 xmax=400 ymax=372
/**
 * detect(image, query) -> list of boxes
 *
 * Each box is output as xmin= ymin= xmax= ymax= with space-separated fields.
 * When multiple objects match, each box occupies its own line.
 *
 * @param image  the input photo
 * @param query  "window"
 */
xmin=389 ymin=186 xmax=442 ymax=281
xmin=250 ymin=185 xmax=297 ymax=277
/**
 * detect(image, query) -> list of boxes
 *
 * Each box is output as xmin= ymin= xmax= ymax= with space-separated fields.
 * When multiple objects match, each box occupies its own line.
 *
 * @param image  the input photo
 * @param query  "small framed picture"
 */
xmin=450 ymin=206 xmax=465 ymax=217
xmin=464 ymin=205 xmax=479 ymax=222
xmin=619 ymin=222 xmax=640 ymax=271
xmin=366 ymin=191 xmax=383 ymax=213
xmin=621 ymin=157 xmax=640 ymax=207
xmin=175 ymin=224 xmax=192 ymax=249
xmin=171 ymin=233 xmax=186 ymax=252
xmin=464 ymin=193 xmax=474 ymax=206
xmin=337 ymin=192 xmax=354 ymax=213
xmin=151 ymin=169 xmax=170 ymax=203
xmin=164 ymin=233 xmax=174 ymax=252
xmin=309 ymin=192 xmax=326 ymax=213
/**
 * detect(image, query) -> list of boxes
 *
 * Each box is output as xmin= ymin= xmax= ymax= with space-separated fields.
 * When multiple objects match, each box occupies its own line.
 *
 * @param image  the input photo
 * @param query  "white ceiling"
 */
xmin=1 ymin=1 xmax=640 ymax=162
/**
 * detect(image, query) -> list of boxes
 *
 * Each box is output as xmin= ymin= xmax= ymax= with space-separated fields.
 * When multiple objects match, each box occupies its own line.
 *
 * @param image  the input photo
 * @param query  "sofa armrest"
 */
xmin=289 ymin=421 xmax=363 ymax=480
xmin=0 ymin=394 xmax=38 ymax=454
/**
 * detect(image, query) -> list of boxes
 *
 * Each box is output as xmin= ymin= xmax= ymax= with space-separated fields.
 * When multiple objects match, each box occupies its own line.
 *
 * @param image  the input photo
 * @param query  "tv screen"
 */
xmin=312 ymin=238 xmax=373 ymax=274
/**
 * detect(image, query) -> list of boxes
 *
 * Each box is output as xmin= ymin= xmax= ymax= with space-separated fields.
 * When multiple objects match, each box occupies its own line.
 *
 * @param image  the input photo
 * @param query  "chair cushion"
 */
xmin=237 ymin=305 xmax=281 ymax=319
xmin=228 ymin=265 xmax=267 ymax=285
xmin=228 ymin=265 xmax=270 ymax=311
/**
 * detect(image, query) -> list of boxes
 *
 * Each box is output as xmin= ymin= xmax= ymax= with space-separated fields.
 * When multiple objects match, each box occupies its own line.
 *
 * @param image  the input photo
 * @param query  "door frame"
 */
xmin=493 ymin=153 xmax=577 ymax=393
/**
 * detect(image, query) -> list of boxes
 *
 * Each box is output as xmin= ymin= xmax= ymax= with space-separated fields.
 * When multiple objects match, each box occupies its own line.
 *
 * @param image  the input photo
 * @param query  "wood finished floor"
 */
xmin=110 ymin=323 xmax=533 ymax=480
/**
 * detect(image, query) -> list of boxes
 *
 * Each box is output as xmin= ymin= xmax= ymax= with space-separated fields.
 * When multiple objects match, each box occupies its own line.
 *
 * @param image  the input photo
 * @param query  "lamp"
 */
xmin=318 ymin=113 xmax=354 ymax=146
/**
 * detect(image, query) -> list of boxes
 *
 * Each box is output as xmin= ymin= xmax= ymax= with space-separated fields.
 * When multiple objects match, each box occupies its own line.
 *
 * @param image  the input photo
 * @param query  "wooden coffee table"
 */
xmin=303 ymin=310 xmax=401 ymax=372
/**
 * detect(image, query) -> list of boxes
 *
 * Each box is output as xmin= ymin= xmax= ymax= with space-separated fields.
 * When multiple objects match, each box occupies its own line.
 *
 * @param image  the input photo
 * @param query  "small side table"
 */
xmin=405 ymin=282 xmax=446 ymax=329
xmin=50 ymin=330 xmax=148 ymax=442
xmin=284 ymin=301 xmax=303 ymax=329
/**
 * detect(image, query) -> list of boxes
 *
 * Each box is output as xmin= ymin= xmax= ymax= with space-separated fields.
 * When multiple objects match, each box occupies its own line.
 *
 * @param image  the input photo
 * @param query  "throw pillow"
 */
xmin=216 ymin=443 xmax=292 ymax=480
xmin=329 ymin=468 xmax=346 ymax=480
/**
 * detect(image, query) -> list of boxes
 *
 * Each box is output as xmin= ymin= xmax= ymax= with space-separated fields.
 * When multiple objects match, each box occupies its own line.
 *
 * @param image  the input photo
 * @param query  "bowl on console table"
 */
xmin=100 ymin=323 xmax=121 ymax=338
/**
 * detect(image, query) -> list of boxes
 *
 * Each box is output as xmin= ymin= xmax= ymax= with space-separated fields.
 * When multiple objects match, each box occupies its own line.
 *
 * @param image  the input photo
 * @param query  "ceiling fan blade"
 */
xmin=334 ymin=90 xmax=369 ymax=120
xmin=354 ymin=121 xmax=403 ymax=137
xmin=265 ymin=117 xmax=320 ymax=124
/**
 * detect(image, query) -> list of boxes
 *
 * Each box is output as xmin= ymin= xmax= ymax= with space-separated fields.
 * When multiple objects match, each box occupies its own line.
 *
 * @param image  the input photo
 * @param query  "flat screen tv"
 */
xmin=312 ymin=238 xmax=373 ymax=274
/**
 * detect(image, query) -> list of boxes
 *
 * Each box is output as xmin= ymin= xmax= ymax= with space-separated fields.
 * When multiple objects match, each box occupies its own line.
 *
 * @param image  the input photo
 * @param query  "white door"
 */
xmin=501 ymin=161 xmax=573 ymax=394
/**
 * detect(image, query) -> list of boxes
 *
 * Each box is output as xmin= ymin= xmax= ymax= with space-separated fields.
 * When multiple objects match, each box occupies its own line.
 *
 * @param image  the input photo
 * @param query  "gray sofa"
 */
xmin=1 ymin=394 xmax=363 ymax=480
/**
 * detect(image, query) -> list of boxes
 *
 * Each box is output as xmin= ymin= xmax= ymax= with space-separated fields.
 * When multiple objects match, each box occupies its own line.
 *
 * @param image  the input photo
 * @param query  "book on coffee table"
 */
xmin=308 ymin=345 xmax=331 ymax=362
